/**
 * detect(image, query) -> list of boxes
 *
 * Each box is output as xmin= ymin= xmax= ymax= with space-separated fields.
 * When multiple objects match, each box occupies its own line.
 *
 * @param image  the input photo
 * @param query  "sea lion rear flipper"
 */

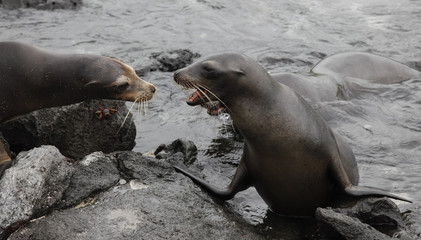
xmin=345 ymin=185 xmax=412 ymax=203
xmin=174 ymin=160 xmax=252 ymax=200
xmin=328 ymin=145 xmax=412 ymax=203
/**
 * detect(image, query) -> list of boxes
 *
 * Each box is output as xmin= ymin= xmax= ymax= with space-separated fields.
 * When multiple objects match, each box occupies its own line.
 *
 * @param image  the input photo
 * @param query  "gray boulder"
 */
xmin=0 ymin=146 xmax=74 ymax=239
xmin=0 ymin=100 xmax=136 ymax=160
xmin=316 ymin=208 xmax=393 ymax=240
xmin=316 ymin=197 xmax=413 ymax=240
xmin=342 ymin=197 xmax=405 ymax=231
xmin=57 ymin=151 xmax=121 ymax=209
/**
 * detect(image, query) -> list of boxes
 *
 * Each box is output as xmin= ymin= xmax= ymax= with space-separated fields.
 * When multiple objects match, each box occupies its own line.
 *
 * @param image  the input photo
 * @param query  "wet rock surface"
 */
xmin=135 ymin=50 xmax=201 ymax=76
xmin=0 ymin=138 xmax=413 ymax=240
xmin=316 ymin=208 xmax=393 ymax=240
xmin=0 ymin=100 xmax=136 ymax=160
xmin=56 ymin=151 xmax=120 ymax=209
xmin=154 ymin=138 xmax=198 ymax=166
xmin=0 ymin=0 xmax=82 ymax=10
xmin=341 ymin=197 xmax=405 ymax=231
xmin=315 ymin=197 xmax=412 ymax=240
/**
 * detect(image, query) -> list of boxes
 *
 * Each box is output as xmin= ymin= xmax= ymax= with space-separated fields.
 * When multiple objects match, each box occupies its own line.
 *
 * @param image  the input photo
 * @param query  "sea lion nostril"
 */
xmin=150 ymin=85 xmax=156 ymax=93
xmin=173 ymin=71 xmax=179 ymax=79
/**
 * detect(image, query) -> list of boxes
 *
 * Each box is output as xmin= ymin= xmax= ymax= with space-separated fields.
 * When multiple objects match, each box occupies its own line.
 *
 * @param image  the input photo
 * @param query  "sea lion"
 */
xmin=173 ymin=53 xmax=411 ymax=216
xmin=0 ymin=41 xmax=156 ymax=178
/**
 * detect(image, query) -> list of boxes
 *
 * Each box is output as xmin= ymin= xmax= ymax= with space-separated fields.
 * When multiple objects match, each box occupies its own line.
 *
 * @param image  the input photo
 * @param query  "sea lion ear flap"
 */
xmin=232 ymin=68 xmax=245 ymax=76
xmin=84 ymin=80 xmax=100 ymax=87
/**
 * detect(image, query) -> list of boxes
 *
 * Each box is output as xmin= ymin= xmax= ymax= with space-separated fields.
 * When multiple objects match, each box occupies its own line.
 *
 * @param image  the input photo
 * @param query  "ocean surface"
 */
xmin=1 ymin=0 xmax=420 ymax=237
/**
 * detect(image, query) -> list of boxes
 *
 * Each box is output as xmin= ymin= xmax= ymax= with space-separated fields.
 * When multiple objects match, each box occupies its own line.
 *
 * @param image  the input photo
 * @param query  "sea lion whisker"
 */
xmin=192 ymin=83 xmax=213 ymax=104
xmin=117 ymin=98 xmax=138 ymax=134
xmin=196 ymin=83 xmax=232 ymax=114
xmin=138 ymin=100 xmax=142 ymax=127
xmin=145 ymin=100 xmax=150 ymax=117
xmin=186 ymin=82 xmax=195 ymax=90
xmin=179 ymin=81 xmax=189 ymax=91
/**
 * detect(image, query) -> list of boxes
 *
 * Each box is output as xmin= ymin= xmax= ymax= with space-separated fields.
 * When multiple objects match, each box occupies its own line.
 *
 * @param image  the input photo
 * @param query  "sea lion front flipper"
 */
xmin=174 ymin=159 xmax=252 ymax=200
xmin=0 ymin=141 xmax=12 ymax=179
xmin=345 ymin=185 xmax=412 ymax=203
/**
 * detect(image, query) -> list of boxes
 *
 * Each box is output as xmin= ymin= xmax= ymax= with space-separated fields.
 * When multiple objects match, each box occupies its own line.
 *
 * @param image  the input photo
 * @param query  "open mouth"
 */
xmin=186 ymin=88 xmax=226 ymax=116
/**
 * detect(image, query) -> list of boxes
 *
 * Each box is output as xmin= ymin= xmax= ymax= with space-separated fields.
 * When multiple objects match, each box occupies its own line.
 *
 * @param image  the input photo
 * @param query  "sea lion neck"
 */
xmin=40 ymin=54 xmax=123 ymax=103
xmin=228 ymin=77 xmax=285 ymax=140
xmin=50 ymin=54 xmax=124 ymax=89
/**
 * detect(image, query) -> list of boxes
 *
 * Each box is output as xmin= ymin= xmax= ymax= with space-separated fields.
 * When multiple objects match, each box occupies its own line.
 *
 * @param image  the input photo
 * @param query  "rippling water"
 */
xmin=1 ymin=0 xmax=420 ymax=237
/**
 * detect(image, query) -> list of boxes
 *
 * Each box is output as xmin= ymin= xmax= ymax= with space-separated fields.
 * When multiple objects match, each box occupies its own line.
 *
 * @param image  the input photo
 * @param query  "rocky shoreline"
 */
xmin=0 ymin=100 xmax=415 ymax=240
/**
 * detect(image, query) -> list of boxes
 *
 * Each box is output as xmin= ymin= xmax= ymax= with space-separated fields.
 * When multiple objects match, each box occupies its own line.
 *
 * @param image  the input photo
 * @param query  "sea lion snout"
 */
xmin=173 ymin=71 xmax=179 ymax=79
xmin=150 ymin=85 xmax=156 ymax=93
xmin=110 ymin=59 xmax=156 ymax=102
xmin=173 ymin=70 xmax=184 ymax=85
xmin=116 ymin=77 xmax=156 ymax=102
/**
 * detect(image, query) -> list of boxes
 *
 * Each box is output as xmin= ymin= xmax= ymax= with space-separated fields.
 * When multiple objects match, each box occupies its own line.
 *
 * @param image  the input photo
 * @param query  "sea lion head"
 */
xmin=82 ymin=57 xmax=156 ymax=103
xmin=173 ymin=53 xmax=269 ymax=115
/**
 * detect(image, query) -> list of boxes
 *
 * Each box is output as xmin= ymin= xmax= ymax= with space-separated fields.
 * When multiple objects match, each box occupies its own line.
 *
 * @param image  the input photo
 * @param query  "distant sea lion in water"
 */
xmin=273 ymin=52 xmax=421 ymax=103
xmin=173 ymin=53 xmax=411 ymax=216
xmin=0 ymin=41 xmax=156 ymax=178
xmin=203 ymin=52 xmax=421 ymax=115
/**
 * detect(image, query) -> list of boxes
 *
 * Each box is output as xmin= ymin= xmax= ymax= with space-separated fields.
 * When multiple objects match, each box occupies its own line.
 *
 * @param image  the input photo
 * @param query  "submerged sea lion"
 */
xmin=272 ymin=52 xmax=420 ymax=103
xmin=173 ymin=53 xmax=411 ymax=216
xmin=0 ymin=41 xmax=156 ymax=178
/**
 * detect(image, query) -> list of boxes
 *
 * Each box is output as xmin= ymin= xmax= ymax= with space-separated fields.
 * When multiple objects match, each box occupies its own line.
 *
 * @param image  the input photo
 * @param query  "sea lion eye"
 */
xmin=114 ymin=82 xmax=129 ymax=92
xmin=201 ymin=61 xmax=217 ymax=73
xmin=203 ymin=65 xmax=214 ymax=73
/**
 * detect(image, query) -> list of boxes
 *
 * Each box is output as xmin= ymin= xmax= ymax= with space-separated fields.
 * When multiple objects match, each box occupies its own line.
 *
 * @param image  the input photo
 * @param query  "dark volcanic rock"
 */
xmin=154 ymin=138 xmax=198 ymax=166
xmin=114 ymin=151 xmax=174 ymax=181
xmin=57 ymin=151 xmax=120 ymax=209
xmin=0 ymin=146 xmax=74 ymax=240
xmin=136 ymin=49 xmax=201 ymax=76
xmin=0 ymin=100 xmax=136 ymax=160
xmin=343 ymin=198 xmax=405 ymax=232
xmin=152 ymin=49 xmax=201 ymax=72
xmin=316 ymin=198 xmax=412 ymax=240
xmin=316 ymin=208 xmax=392 ymax=240
xmin=1 ymin=0 xmax=82 ymax=10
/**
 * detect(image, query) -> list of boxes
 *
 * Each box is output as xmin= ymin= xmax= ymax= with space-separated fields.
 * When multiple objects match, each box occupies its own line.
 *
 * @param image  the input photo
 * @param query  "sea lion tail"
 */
xmin=345 ymin=185 xmax=412 ymax=203
xmin=174 ymin=166 xmax=238 ymax=200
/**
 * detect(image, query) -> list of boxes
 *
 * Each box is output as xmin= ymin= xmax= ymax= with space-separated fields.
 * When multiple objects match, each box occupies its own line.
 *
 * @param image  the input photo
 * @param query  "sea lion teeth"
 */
xmin=187 ymin=89 xmax=209 ymax=106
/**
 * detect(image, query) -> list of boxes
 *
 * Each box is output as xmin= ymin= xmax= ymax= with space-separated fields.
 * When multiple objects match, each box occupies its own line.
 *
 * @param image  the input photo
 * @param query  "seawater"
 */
xmin=1 ymin=0 xmax=420 ymax=236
